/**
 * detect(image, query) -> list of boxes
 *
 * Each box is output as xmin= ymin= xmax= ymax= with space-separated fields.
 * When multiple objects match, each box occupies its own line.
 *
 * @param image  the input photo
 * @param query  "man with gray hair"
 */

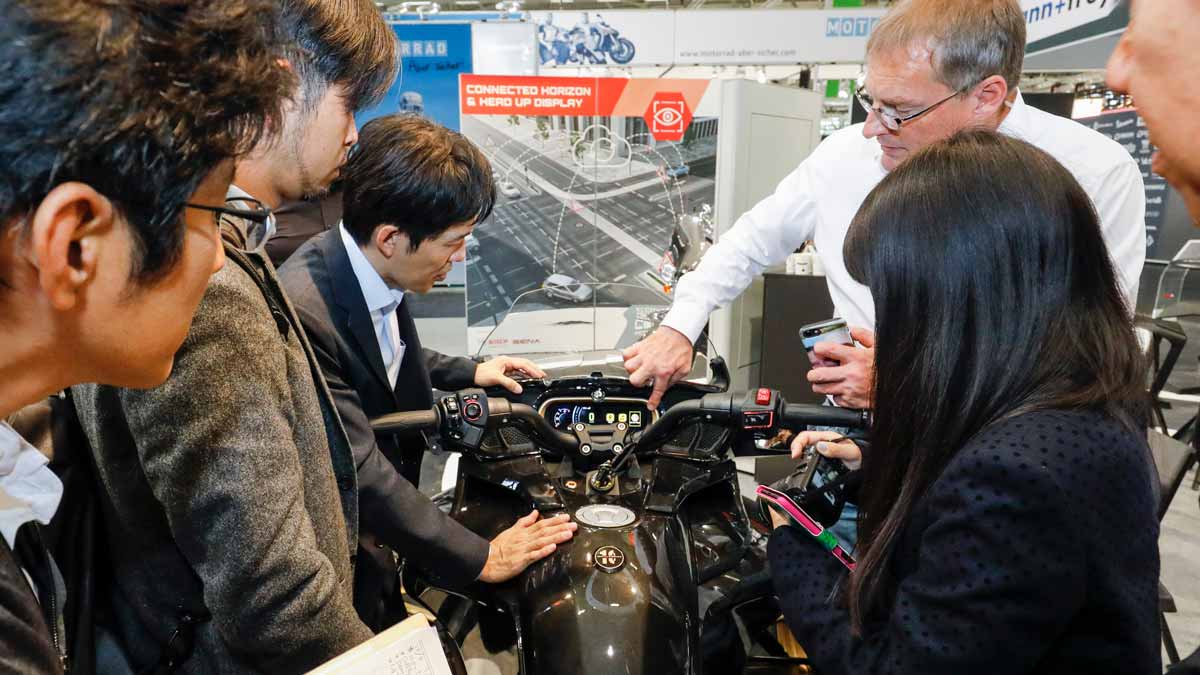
xmin=624 ymin=0 xmax=1146 ymax=413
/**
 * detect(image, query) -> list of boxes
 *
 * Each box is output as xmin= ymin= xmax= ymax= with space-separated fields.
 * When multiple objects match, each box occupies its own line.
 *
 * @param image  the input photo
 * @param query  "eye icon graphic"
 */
xmin=652 ymin=101 xmax=685 ymax=134
xmin=643 ymin=92 xmax=692 ymax=142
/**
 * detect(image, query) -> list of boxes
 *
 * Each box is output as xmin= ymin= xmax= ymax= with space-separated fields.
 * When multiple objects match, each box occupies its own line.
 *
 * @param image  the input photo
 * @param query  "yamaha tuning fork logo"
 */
xmin=593 ymin=545 xmax=626 ymax=573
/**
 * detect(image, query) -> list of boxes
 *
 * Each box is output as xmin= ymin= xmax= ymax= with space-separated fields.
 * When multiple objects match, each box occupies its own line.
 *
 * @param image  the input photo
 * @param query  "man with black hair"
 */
xmin=71 ymin=0 xmax=405 ymax=671
xmin=0 ymin=0 xmax=288 ymax=672
xmin=279 ymin=114 xmax=577 ymax=631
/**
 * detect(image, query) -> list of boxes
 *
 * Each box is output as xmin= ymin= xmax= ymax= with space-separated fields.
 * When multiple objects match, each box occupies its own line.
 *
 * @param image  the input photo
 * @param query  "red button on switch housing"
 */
xmin=755 ymin=388 xmax=772 ymax=405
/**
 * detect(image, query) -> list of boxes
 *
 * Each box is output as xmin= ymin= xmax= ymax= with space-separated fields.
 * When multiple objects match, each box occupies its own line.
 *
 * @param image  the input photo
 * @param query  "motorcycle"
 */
xmin=373 ymin=285 xmax=868 ymax=674
xmin=587 ymin=19 xmax=635 ymax=65
xmin=537 ymin=17 xmax=635 ymax=66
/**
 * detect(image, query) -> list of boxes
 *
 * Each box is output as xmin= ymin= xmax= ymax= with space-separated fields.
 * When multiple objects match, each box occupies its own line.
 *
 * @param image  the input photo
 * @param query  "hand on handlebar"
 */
xmin=623 ymin=326 xmax=694 ymax=410
xmin=478 ymin=511 xmax=578 ymax=583
xmin=807 ymin=327 xmax=876 ymax=409
xmin=475 ymin=356 xmax=547 ymax=395
xmin=790 ymin=430 xmax=862 ymax=469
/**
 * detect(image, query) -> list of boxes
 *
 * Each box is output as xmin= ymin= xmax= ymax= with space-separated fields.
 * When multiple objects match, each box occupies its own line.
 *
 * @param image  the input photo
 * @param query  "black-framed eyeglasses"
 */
xmin=185 ymin=197 xmax=277 ymax=254
xmin=855 ymin=85 xmax=968 ymax=132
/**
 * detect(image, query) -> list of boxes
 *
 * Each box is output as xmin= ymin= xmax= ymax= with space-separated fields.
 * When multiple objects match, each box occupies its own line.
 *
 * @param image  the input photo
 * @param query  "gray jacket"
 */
xmin=72 ymin=242 xmax=372 ymax=674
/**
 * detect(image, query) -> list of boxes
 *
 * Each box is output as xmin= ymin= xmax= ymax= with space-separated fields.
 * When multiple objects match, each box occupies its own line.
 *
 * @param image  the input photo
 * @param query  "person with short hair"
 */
xmin=768 ymin=130 xmax=1159 ymax=675
xmin=1106 ymin=0 xmax=1200 ymax=221
xmin=0 ymin=0 xmax=288 ymax=671
xmin=70 ymin=1 xmax=403 ymax=671
xmin=279 ymin=115 xmax=577 ymax=631
xmin=624 ymin=0 xmax=1146 ymax=413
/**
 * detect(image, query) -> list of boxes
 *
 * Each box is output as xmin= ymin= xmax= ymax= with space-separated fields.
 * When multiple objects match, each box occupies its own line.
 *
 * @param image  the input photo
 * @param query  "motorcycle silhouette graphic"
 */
xmin=539 ymin=14 xmax=636 ymax=66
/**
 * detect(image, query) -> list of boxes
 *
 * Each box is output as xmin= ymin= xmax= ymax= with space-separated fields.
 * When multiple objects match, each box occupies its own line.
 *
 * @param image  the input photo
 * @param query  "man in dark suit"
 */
xmin=279 ymin=114 xmax=576 ymax=631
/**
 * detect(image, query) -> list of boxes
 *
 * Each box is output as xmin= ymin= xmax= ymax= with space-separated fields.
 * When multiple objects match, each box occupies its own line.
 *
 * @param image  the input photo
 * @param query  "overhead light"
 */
xmin=454 ymin=0 xmax=481 ymax=4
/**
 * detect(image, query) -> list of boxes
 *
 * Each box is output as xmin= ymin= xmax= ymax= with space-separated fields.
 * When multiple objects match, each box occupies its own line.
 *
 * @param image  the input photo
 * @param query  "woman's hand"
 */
xmin=789 ymin=430 xmax=863 ymax=469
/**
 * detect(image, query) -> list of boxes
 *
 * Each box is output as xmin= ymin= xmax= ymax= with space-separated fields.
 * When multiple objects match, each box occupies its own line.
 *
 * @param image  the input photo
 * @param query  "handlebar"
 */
xmin=370 ymin=398 xmax=577 ymax=454
xmin=371 ymin=389 xmax=868 ymax=460
xmin=372 ymin=408 xmax=441 ymax=434
xmin=633 ymin=395 xmax=868 ymax=451
xmin=781 ymin=404 xmax=868 ymax=428
xmin=484 ymin=398 xmax=578 ymax=454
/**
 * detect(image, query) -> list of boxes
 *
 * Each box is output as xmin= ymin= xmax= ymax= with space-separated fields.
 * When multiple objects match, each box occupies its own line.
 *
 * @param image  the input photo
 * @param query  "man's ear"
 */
xmin=374 ymin=225 xmax=409 ymax=258
xmin=971 ymin=74 xmax=1010 ymax=123
xmin=27 ymin=182 xmax=114 ymax=311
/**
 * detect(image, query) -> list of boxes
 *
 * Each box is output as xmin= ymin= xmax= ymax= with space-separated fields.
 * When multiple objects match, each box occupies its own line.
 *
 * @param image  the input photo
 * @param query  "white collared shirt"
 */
xmin=0 ymin=422 xmax=63 ymax=551
xmin=662 ymin=92 xmax=1147 ymax=342
xmin=340 ymin=222 xmax=407 ymax=388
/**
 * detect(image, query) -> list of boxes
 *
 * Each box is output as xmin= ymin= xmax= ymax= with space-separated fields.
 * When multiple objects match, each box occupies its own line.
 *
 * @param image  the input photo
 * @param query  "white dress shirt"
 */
xmin=0 ymin=422 xmax=62 ymax=552
xmin=662 ymin=93 xmax=1147 ymax=342
xmin=340 ymin=222 xmax=407 ymax=388
xmin=0 ymin=422 xmax=63 ymax=595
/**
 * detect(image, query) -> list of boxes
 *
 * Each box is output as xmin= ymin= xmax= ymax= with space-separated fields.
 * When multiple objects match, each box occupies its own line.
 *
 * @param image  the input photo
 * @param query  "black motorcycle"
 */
xmin=373 ymin=350 xmax=866 ymax=674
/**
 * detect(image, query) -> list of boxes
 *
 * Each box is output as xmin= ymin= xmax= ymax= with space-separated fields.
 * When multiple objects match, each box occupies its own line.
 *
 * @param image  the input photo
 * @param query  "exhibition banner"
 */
xmin=1021 ymin=0 xmax=1123 ymax=44
xmin=673 ymin=9 xmax=885 ymax=65
xmin=357 ymin=22 xmax=473 ymax=131
xmin=460 ymin=75 xmax=710 ymax=142
xmin=458 ymin=75 xmax=721 ymax=351
xmin=528 ymin=9 xmax=885 ymax=68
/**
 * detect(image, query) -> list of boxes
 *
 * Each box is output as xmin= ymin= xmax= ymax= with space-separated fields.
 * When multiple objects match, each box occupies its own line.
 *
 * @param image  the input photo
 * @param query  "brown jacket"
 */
xmin=72 ymin=241 xmax=371 ymax=674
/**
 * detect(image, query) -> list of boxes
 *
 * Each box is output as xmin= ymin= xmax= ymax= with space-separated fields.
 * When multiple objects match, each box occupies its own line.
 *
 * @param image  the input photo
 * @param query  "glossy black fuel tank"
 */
xmin=450 ymin=452 xmax=758 ymax=675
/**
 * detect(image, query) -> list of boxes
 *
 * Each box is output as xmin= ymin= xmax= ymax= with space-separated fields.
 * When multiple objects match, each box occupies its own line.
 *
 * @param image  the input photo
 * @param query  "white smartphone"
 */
xmin=800 ymin=318 xmax=853 ymax=368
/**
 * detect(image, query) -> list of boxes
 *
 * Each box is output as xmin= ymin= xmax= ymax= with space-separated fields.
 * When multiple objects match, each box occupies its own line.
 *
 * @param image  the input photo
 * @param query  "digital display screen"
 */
xmin=546 ymin=402 xmax=648 ymax=431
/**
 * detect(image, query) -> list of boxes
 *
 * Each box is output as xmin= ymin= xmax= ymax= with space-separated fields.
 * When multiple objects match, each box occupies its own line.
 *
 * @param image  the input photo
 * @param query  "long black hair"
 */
xmin=842 ymin=129 xmax=1146 ymax=634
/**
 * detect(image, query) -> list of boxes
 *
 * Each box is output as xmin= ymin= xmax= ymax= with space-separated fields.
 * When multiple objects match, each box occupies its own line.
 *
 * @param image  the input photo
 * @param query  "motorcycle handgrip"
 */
xmin=371 ymin=408 xmax=441 ymax=434
xmin=781 ymin=403 xmax=869 ymax=429
xmin=486 ymin=399 xmax=578 ymax=454
xmin=631 ymin=399 xmax=704 ymax=449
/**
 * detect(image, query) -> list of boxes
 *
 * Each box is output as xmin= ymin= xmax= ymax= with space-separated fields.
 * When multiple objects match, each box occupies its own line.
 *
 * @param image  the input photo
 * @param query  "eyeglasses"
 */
xmin=185 ymin=197 xmax=277 ymax=254
xmin=855 ymin=85 xmax=967 ymax=132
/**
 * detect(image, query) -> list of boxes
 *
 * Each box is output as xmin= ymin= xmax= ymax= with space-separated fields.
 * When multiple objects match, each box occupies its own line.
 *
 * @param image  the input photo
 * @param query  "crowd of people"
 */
xmin=0 ymin=0 xmax=1195 ymax=673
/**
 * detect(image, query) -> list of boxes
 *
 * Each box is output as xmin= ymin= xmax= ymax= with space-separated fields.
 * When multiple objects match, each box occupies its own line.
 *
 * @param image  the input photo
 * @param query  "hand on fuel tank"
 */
xmin=475 ymin=356 xmax=547 ymax=395
xmin=479 ymin=510 xmax=577 ymax=583
xmin=806 ymin=327 xmax=876 ymax=409
xmin=622 ymin=326 xmax=694 ymax=410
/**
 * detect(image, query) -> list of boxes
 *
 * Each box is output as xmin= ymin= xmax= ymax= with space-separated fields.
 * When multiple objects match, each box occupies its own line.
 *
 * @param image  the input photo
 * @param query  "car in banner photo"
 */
xmin=498 ymin=180 xmax=522 ymax=200
xmin=542 ymin=274 xmax=594 ymax=303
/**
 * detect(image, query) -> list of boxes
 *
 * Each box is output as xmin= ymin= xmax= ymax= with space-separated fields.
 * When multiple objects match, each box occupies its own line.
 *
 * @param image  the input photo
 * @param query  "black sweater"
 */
xmin=768 ymin=409 xmax=1161 ymax=675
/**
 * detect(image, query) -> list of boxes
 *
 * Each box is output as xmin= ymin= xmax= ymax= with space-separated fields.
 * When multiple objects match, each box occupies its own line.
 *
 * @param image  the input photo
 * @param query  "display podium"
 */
xmin=759 ymin=273 xmax=836 ymax=404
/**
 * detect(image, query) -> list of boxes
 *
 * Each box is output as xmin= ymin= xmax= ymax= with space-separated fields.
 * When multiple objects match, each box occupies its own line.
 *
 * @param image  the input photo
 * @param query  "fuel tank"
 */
xmin=450 ymin=454 xmax=750 ymax=675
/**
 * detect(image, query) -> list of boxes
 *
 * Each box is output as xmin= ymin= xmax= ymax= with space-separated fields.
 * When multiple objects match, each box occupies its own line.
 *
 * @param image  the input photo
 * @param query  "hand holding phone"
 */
xmin=800 ymin=318 xmax=853 ymax=368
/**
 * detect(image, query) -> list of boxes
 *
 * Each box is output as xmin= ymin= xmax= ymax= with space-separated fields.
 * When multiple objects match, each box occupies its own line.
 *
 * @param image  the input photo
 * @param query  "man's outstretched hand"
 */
xmin=475 ymin=356 xmax=547 ymax=395
xmin=622 ymin=326 xmax=694 ymax=410
xmin=478 ymin=511 xmax=577 ymax=583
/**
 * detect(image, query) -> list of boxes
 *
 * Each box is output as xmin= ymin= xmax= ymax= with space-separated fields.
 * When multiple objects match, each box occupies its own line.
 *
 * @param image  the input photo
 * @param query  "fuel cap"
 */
xmin=575 ymin=504 xmax=636 ymax=528
xmin=593 ymin=545 xmax=625 ymax=573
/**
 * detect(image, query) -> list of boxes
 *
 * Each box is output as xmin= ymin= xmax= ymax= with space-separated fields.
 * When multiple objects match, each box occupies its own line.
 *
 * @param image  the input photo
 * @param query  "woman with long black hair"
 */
xmin=769 ymin=130 xmax=1160 ymax=674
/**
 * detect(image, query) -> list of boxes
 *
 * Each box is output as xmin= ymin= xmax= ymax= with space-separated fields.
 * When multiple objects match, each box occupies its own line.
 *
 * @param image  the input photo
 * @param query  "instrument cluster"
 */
xmin=539 ymin=398 xmax=656 ymax=432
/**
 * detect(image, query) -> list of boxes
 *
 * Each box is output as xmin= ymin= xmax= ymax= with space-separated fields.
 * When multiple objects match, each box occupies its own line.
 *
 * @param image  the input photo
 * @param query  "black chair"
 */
xmin=1148 ymin=429 xmax=1198 ymax=665
xmin=1138 ymin=316 xmax=1190 ymax=436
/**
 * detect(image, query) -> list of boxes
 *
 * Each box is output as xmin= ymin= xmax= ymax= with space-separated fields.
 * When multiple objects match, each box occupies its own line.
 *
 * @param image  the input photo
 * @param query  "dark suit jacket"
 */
xmin=278 ymin=229 xmax=490 ymax=625
xmin=72 ymin=241 xmax=371 ymax=674
xmin=769 ymin=409 xmax=1161 ymax=675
